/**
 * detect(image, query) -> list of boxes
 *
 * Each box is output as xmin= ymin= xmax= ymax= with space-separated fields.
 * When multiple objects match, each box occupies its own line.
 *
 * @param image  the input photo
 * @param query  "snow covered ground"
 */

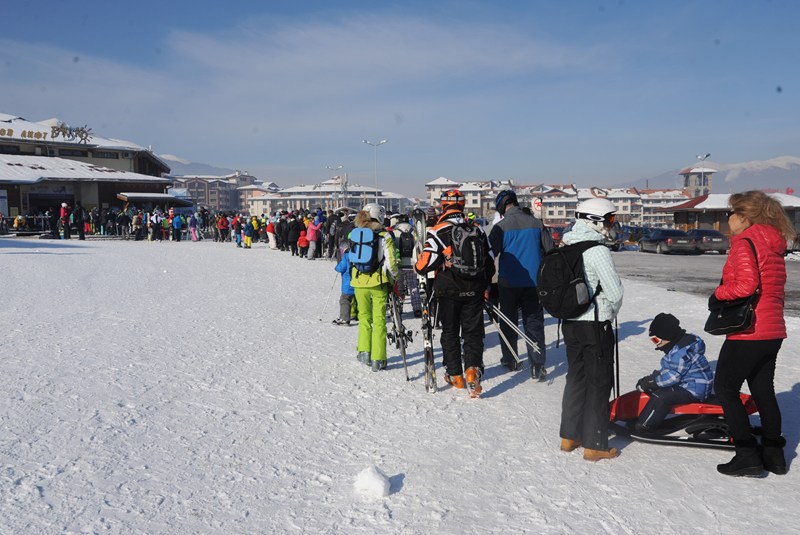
xmin=1 ymin=238 xmax=798 ymax=534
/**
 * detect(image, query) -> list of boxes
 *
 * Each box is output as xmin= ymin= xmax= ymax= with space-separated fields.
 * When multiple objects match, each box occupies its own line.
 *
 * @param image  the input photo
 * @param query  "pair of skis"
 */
xmin=413 ymin=208 xmax=438 ymax=394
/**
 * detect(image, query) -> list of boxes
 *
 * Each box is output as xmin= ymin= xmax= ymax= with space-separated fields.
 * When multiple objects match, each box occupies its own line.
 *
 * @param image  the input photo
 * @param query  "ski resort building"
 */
xmin=0 ymin=112 xmax=179 ymax=219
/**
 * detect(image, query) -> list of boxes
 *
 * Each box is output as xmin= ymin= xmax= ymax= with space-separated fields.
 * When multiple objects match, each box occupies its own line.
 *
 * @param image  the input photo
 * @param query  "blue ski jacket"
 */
xmin=654 ymin=333 xmax=713 ymax=401
xmin=488 ymin=205 xmax=552 ymax=287
xmin=335 ymin=252 xmax=355 ymax=296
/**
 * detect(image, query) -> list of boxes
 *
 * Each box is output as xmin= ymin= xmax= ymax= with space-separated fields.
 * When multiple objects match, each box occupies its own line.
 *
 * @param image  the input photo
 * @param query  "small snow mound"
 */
xmin=353 ymin=464 xmax=390 ymax=499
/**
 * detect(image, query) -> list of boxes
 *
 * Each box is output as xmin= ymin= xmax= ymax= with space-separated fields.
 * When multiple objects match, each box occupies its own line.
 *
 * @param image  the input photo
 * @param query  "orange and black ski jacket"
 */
xmin=414 ymin=209 xmax=494 ymax=299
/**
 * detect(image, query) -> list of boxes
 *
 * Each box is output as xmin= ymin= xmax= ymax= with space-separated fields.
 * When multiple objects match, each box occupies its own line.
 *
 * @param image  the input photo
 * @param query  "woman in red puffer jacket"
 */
xmin=712 ymin=191 xmax=796 ymax=478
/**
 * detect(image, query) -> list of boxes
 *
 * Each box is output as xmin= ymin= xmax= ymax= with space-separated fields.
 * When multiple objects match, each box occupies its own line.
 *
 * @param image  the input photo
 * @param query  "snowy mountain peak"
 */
xmin=617 ymin=156 xmax=800 ymax=191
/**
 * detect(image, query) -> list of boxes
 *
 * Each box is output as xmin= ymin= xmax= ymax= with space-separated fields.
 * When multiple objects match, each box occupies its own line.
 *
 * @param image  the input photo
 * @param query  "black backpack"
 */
xmin=449 ymin=222 xmax=487 ymax=280
xmin=536 ymin=241 xmax=603 ymax=319
xmin=397 ymin=229 xmax=415 ymax=259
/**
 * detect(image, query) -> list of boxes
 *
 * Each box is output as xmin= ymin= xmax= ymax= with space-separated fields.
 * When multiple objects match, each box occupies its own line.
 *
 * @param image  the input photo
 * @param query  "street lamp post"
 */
xmin=363 ymin=139 xmax=387 ymax=203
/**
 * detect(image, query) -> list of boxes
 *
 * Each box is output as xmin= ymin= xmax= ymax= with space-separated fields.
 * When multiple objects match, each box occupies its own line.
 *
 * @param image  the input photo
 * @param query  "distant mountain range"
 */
xmin=160 ymin=154 xmax=235 ymax=177
xmin=616 ymin=156 xmax=800 ymax=194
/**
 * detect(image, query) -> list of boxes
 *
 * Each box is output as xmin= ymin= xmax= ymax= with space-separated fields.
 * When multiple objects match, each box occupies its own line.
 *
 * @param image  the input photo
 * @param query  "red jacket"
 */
xmin=298 ymin=231 xmax=310 ymax=248
xmin=714 ymin=224 xmax=787 ymax=341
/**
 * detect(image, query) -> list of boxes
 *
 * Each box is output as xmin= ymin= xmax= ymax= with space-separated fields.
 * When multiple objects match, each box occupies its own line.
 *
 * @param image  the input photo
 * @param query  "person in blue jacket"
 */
xmin=488 ymin=189 xmax=554 ymax=377
xmin=333 ymin=245 xmax=356 ymax=325
xmin=635 ymin=313 xmax=714 ymax=432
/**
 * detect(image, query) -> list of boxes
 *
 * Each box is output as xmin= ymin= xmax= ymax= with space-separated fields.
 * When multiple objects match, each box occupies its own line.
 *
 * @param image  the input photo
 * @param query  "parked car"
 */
xmin=686 ymin=229 xmax=729 ymax=254
xmin=638 ymin=229 xmax=695 ymax=254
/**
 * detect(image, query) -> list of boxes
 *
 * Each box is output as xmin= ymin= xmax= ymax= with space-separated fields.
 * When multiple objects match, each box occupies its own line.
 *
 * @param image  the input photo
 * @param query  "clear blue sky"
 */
xmin=3 ymin=0 xmax=798 ymax=197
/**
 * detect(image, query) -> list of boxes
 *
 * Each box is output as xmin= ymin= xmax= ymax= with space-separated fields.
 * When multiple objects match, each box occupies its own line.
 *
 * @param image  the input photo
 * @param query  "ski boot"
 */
xmin=532 ymin=364 xmax=547 ymax=381
xmin=444 ymin=373 xmax=466 ymax=389
xmin=560 ymin=438 xmax=582 ymax=452
xmin=464 ymin=367 xmax=482 ymax=398
xmin=371 ymin=359 xmax=387 ymax=372
xmin=357 ymin=352 xmax=371 ymax=365
xmin=500 ymin=358 xmax=520 ymax=372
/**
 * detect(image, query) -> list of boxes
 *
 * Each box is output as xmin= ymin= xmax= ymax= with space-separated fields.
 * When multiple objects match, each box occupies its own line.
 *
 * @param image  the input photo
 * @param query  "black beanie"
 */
xmin=649 ymin=313 xmax=686 ymax=342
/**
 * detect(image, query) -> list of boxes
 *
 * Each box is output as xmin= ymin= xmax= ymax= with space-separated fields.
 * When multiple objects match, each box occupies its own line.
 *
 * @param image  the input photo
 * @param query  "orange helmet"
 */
xmin=440 ymin=189 xmax=465 ymax=211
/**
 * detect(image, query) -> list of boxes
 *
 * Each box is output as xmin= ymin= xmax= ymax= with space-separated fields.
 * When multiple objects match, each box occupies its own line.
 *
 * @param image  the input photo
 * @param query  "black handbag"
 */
xmin=704 ymin=238 xmax=760 ymax=336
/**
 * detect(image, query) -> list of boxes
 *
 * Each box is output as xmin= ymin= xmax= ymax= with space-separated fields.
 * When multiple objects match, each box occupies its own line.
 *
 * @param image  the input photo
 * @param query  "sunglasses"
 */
xmin=725 ymin=210 xmax=736 ymax=219
xmin=650 ymin=335 xmax=663 ymax=345
xmin=584 ymin=214 xmax=616 ymax=226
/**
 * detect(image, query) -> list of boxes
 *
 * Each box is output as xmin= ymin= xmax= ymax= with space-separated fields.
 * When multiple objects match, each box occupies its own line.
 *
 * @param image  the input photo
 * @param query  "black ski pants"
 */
xmin=560 ymin=320 xmax=614 ymax=451
xmin=498 ymin=285 xmax=545 ymax=366
xmin=438 ymin=295 xmax=485 ymax=377
xmin=638 ymin=386 xmax=696 ymax=430
xmin=715 ymin=338 xmax=783 ymax=443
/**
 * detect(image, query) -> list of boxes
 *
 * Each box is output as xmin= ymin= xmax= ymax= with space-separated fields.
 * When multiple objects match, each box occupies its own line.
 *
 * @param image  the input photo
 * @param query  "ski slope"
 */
xmin=1 ymin=238 xmax=798 ymax=534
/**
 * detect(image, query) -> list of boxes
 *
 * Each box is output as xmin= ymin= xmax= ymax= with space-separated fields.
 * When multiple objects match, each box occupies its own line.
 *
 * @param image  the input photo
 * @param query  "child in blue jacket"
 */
xmin=635 ymin=313 xmax=713 ymax=432
xmin=333 ymin=246 xmax=356 ymax=325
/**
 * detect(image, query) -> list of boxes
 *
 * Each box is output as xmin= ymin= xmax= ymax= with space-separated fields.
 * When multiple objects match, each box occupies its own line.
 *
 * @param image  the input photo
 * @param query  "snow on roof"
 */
xmin=605 ymin=188 xmax=639 ymax=198
xmin=0 ymin=113 xmax=147 ymax=152
xmin=669 ymin=192 xmax=800 ymax=211
xmin=0 ymin=154 xmax=172 ymax=184
xmin=237 ymin=185 xmax=269 ymax=191
xmin=425 ymin=177 xmax=460 ymax=186
xmin=678 ymin=166 xmax=718 ymax=175
xmin=459 ymin=182 xmax=485 ymax=192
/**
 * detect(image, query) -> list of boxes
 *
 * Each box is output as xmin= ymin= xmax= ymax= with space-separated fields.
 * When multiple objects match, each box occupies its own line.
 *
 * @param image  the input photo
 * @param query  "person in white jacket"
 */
xmin=558 ymin=198 xmax=624 ymax=462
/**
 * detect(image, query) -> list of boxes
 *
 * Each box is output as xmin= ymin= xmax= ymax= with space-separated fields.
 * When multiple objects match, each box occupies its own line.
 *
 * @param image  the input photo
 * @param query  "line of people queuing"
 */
xmin=331 ymin=189 xmax=792 ymax=475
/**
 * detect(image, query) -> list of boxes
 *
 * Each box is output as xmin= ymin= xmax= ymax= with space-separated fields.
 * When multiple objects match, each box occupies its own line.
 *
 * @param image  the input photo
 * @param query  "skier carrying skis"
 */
xmin=635 ymin=313 xmax=713 ymax=432
xmin=414 ymin=189 xmax=494 ymax=397
xmin=558 ymin=197 xmax=624 ymax=461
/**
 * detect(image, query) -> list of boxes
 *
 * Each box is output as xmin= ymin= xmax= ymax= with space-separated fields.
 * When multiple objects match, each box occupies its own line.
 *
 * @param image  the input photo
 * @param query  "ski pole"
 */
xmin=484 ymin=302 xmax=522 ymax=365
xmin=487 ymin=302 xmax=541 ymax=354
xmin=390 ymin=292 xmax=410 ymax=381
xmin=614 ymin=317 xmax=620 ymax=398
xmin=318 ymin=273 xmax=339 ymax=322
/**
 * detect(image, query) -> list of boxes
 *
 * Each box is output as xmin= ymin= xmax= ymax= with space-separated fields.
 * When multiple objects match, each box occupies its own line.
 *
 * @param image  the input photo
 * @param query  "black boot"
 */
xmin=762 ymin=437 xmax=788 ymax=475
xmin=717 ymin=437 xmax=766 ymax=477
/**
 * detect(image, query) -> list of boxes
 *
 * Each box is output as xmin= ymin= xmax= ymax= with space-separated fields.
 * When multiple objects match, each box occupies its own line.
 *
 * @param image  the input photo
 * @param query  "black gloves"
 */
xmin=708 ymin=293 xmax=722 ymax=309
xmin=636 ymin=371 xmax=659 ymax=394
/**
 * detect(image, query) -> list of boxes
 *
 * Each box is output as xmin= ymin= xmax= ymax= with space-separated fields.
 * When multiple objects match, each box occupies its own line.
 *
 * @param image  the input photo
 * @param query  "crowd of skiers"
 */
xmin=331 ymin=188 xmax=793 ymax=476
xmin=47 ymin=187 xmax=795 ymax=476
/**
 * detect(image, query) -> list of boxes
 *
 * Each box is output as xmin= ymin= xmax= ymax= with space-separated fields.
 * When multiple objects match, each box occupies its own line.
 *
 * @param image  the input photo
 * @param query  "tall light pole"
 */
xmin=363 ymin=139 xmax=387 ymax=203
xmin=326 ymin=165 xmax=344 ymax=210
xmin=696 ymin=153 xmax=711 ymax=195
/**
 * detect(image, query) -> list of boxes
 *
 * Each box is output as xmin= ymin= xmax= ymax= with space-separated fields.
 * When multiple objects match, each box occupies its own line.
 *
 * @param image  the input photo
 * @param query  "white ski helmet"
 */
xmin=575 ymin=197 xmax=617 ymax=235
xmin=363 ymin=203 xmax=386 ymax=223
